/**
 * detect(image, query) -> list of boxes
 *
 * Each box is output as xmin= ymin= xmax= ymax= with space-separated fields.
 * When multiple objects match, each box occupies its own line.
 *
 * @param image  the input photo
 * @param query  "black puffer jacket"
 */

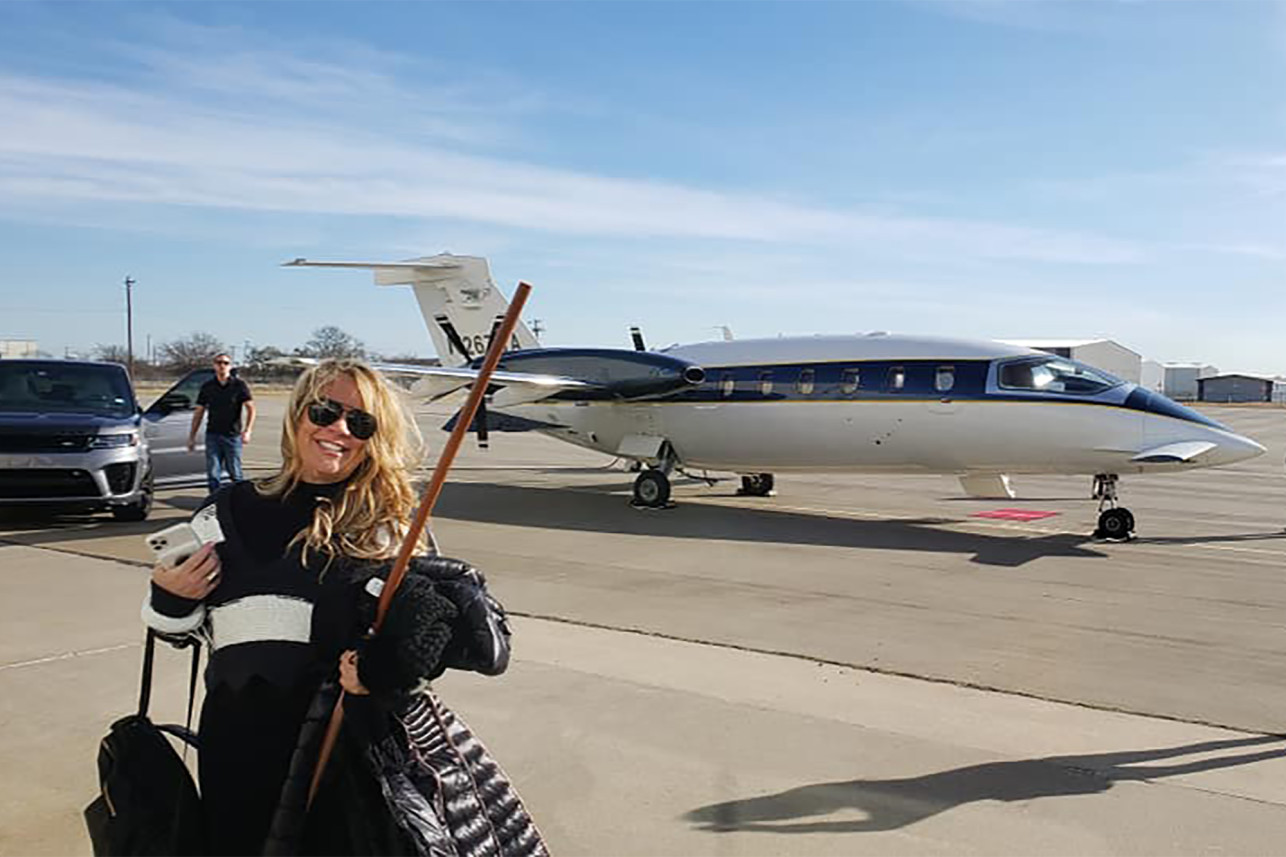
xmin=349 ymin=555 xmax=513 ymax=697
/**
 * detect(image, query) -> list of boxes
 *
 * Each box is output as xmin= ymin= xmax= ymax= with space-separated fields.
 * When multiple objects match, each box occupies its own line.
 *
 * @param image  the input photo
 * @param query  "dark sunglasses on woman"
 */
xmin=307 ymin=398 xmax=378 ymax=440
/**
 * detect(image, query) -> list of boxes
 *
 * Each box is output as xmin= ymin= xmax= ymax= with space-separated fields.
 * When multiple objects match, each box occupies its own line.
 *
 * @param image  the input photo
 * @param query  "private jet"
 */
xmin=285 ymin=254 xmax=1266 ymax=540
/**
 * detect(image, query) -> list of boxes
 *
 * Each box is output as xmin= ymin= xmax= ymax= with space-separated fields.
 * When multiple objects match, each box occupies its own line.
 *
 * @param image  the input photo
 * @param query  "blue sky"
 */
xmin=0 ymin=1 xmax=1283 ymax=372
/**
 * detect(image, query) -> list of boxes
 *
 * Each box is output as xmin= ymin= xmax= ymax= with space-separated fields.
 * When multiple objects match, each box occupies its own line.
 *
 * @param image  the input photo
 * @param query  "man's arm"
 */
xmin=241 ymin=400 xmax=256 ymax=443
xmin=187 ymin=405 xmax=206 ymax=453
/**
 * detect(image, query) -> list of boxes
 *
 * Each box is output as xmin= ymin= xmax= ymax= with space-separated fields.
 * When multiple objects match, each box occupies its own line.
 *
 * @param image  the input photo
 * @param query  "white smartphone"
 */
xmin=144 ymin=522 xmax=206 ymax=567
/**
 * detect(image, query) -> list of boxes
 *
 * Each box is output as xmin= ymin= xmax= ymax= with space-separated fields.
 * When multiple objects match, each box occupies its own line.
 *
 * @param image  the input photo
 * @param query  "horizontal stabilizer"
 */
xmin=284 ymin=253 xmax=539 ymax=366
xmin=1131 ymin=441 xmax=1217 ymax=463
xmin=959 ymin=473 xmax=1015 ymax=499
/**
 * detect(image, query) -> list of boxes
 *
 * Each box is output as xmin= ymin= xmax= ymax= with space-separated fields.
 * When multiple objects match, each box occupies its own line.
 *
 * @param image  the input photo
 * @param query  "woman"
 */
xmin=144 ymin=359 xmax=542 ymax=856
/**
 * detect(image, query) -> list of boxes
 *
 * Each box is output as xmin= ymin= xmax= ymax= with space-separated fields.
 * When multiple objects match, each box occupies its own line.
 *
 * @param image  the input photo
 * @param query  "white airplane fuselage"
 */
xmin=498 ymin=335 xmax=1264 ymax=477
xmin=282 ymin=255 xmax=1265 ymax=493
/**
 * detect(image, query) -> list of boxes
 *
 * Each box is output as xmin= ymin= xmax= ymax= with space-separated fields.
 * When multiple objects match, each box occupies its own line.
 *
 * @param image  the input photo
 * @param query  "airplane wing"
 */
xmin=366 ymin=361 xmax=597 ymax=406
xmin=270 ymin=356 xmax=594 ymax=405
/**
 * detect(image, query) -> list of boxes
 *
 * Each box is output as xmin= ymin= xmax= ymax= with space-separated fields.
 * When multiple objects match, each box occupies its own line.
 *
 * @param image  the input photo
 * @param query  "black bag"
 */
xmin=84 ymin=629 xmax=204 ymax=856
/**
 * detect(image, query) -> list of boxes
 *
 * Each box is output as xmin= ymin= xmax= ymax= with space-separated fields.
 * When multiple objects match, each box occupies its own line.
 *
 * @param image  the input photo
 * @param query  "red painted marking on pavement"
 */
xmin=971 ymin=508 xmax=1061 ymax=521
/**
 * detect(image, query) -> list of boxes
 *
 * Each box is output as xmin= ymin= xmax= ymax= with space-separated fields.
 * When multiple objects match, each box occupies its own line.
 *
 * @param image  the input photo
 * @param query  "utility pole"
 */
xmin=123 ymin=276 xmax=136 ymax=379
xmin=529 ymin=318 xmax=544 ymax=342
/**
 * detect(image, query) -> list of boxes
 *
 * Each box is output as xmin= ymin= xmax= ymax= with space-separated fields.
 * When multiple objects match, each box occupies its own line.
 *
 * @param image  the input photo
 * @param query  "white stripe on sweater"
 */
xmin=208 ymin=595 xmax=313 ymax=651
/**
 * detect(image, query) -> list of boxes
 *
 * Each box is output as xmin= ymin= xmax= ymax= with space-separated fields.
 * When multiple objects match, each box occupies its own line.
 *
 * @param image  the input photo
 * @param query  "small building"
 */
xmin=1002 ymin=339 xmax=1142 ymax=384
xmin=0 ymin=339 xmax=38 ymax=359
xmin=1163 ymin=363 xmax=1218 ymax=401
xmin=1139 ymin=359 xmax=1165 ymax=393
xmin=1198 ymin=373 xmax=1280 ymax=404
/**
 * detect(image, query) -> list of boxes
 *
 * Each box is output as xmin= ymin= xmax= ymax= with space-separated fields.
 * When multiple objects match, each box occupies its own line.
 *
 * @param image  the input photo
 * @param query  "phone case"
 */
xmin=144 ymin=522 xmax=204 ymax=567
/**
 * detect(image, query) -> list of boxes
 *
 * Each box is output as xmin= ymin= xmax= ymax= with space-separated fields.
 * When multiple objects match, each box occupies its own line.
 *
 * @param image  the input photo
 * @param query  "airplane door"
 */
xmin=141 ymin=369 xmax=213 ymax=486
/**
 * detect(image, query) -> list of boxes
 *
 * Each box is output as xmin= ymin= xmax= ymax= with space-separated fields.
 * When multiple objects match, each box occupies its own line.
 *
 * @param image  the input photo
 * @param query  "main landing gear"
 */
xmin=632 ymin=444 xmax=677 ymax=509
xmin=738 ymin=473 xmax=775 ymax=497
xmin=1091 ymin=474 xmax=1135 ymax=541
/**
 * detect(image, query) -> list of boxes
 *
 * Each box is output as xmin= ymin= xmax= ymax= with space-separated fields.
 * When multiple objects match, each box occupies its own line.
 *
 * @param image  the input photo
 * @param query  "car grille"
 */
xmin=0 ymin=432 xmax=95 ymax=453
xmin=0 ymin=469 xmax=100 ymax=499
xmin=104 ymin=462 xmax=137 ymax=495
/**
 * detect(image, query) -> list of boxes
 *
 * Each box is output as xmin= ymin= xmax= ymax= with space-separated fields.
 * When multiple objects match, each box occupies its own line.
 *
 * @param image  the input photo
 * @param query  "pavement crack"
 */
xmin=0 ymin=642 xmax=137 ymax=672
xmin=509 ymin=610 xmax=1286 ymax=739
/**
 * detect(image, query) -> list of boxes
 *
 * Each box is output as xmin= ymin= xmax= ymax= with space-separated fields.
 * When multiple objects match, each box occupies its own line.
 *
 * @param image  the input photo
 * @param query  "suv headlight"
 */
xmin=90 ymin=431 xmax=140 ymax=449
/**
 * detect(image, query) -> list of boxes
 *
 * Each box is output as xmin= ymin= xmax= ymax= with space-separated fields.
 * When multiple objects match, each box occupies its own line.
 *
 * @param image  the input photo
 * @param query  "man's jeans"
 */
xmin=205 ymin=432 xmax=243 ymax=494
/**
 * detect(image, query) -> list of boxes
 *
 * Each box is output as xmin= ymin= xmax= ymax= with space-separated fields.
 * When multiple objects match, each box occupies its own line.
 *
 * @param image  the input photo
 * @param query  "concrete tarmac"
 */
xmin=2 ymin=399 xmax=1284 ymax=854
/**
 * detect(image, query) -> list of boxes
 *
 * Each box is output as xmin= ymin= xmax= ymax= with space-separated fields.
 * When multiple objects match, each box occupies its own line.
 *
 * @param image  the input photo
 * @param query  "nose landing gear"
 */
xmin=1092 ymin=474 xmax=1135 ymax=541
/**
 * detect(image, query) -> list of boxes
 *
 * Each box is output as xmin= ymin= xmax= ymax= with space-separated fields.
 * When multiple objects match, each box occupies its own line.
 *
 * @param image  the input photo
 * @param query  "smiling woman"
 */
xmin=140 ymin=358 xmax=545 ymax=855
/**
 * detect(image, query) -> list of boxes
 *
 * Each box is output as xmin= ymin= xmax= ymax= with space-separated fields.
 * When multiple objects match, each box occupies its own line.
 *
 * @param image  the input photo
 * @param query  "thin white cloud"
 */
xmin=0 ymin=61 xmax=1143 ymax=265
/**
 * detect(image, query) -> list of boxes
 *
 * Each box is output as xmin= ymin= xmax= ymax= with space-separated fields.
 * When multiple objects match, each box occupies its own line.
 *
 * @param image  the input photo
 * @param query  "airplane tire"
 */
xmin=739 ymin=473 xmax=776 ymax=497
xmin=1096 ymin=507 xmax=1133 ymax=540
xmin=633 ymin=470 xmax=671 ymax=508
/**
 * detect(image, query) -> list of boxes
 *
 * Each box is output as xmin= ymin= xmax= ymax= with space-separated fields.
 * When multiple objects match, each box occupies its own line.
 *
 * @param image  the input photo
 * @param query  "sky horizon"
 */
xmin=0 ymin=1 xmax=1283 ymax=374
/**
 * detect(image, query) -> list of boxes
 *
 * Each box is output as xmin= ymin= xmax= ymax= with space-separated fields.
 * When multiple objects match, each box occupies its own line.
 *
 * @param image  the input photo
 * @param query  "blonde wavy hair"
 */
xmin=258 ymin=359 xmax=427 ymax=563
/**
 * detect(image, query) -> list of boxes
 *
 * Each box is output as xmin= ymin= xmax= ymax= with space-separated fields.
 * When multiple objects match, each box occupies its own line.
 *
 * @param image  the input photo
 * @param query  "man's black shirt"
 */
xmin=198 ymin=376 xmax=253 ymax=435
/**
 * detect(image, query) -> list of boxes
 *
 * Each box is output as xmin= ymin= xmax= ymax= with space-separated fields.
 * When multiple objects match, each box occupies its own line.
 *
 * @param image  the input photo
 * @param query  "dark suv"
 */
xmin=0 ymin=360 xmax=210 ymax=520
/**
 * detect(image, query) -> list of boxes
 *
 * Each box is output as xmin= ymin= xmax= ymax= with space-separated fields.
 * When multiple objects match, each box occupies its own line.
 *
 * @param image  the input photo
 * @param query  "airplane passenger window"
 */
xmin=720 ymin=373 xmax=735 ymax=398
xmin=758 ymin=371 xmax=774 ymax=396
xmin=935 ymin=366 xmax=955 ymax=393
xmin=997 ymin=357 xmax=1120 ymax=395
xmin=887 ymin=367 xmax=905 ymax=391
xmin=797 ymin=368 xmax=815 ymax=396
xmin=841 ymin=368 xmax=860 ymax=395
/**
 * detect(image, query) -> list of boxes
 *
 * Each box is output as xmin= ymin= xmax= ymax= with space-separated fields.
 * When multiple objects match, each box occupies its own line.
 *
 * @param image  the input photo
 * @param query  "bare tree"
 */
xmin=93 ymin=343 xmax=130 ymax=365
xmin=302 ymin=325 xmax=365 ymax=360
xmin=245 ymin=344 xmax=287 ymax=369
xmin=158 ymin=332 xmax=227 ymax=373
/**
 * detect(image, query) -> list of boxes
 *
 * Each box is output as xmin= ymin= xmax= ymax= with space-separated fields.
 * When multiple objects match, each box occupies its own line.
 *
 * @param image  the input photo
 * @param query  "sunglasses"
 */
xmin=214 ymin=360 xmax=231 ymax=366
xmin=306 ymin=398 xmax=378 ymax=440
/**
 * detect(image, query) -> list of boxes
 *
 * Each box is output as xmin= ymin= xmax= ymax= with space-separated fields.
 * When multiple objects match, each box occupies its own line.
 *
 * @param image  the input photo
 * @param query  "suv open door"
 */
xmin=141 ymin=369 xmax=213 ymax=488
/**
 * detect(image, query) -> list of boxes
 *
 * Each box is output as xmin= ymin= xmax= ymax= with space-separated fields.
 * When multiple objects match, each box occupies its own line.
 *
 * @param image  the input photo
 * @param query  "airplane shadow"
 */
xmin=430 ymin=482 xmax=1107 ymax=568
xmin=685 ymin=735 xmax=1286 ymax=834
xmin=1132 ymin=532 xmax=1286 ymax=547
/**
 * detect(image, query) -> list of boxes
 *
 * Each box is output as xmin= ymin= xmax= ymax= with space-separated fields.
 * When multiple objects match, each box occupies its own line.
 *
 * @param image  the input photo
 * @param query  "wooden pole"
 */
xmin=307 ymin=282 xmax=531 ymax=805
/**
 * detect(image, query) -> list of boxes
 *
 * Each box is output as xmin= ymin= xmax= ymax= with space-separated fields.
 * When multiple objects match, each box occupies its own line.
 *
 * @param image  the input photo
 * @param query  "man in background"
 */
xmin=188 ymin=352 xmax=255 ymax=494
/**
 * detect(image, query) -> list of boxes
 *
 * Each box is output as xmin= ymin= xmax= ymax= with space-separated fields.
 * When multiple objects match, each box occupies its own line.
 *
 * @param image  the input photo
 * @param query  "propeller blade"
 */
xmin=475 ymin=396 xmax=490 ymax=449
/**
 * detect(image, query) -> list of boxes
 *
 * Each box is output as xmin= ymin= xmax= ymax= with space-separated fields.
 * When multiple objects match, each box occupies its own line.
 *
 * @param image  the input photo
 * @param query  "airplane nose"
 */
xmin=1215 ymin=431 xmax=1266 ymax=465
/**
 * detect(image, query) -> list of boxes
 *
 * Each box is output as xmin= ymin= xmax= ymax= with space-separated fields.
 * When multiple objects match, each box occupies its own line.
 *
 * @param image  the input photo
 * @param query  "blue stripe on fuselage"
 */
xmin=563 ymin=357 xmax=1225 ymax=430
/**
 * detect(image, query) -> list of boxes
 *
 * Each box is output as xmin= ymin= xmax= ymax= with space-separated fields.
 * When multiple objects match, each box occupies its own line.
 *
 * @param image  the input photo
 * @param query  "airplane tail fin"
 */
xmin=283 ymin=254 xmax=538 ymax=367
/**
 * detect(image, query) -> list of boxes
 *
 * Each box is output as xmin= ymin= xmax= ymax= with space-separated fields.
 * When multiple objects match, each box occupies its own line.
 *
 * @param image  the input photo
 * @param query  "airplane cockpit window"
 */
xmin=840 ymin=368 xmax=860 ymax=395
xmin=758 ymin=371 xmax=774 ymax=396
xmin=887 ymin=367 xmax=905 ymax=391
xmin=797 ymin=368 xmax=815 ymax=396
xmin=998 ymin=357 xmax=1121 ymax=396
xmin=935 ymin=366 xmax=955 ymax=393
xmin=720 ymin=373 xmax=735 ymax=398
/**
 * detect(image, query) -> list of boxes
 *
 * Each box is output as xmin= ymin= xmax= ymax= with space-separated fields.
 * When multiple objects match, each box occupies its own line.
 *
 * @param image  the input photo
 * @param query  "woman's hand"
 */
xmin=339 ymin=649 xmax=370 ymax=695
xmin=151 ymin=542 xmax=220 ymax=600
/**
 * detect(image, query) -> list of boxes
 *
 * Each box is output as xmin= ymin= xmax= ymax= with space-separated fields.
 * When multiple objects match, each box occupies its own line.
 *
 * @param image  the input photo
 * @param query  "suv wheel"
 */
xmin=112 ymin=470 xmax=153 ymax=522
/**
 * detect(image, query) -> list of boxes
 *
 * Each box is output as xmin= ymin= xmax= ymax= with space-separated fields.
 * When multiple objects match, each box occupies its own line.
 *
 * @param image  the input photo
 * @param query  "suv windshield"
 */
xmin=998 ymin=356 xmax=1123 ymax=396
xmin=0 ymin=362 xmax=136 ymax=417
